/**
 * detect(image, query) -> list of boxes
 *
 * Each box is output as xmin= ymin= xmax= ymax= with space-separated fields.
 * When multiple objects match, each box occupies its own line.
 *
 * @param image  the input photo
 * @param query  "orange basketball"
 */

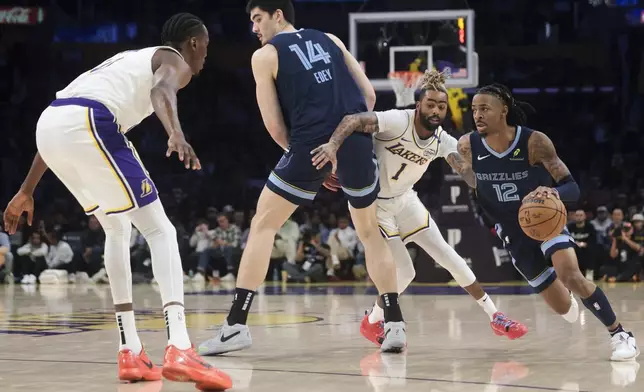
xmin=518 ymin=196 xmax=567 ymax=241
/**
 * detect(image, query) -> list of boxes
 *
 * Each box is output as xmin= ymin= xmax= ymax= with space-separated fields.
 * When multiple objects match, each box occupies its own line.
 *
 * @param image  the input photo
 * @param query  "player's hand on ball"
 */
xmin=523 ymin=186 xmax=559 ymax=201
xmin=310 ymin=142 xmax=339 ymax=172
xmin=167 ymin=133 xmax=201 ymax=170
xmin=3 ymin=190 xmax=34 ymax=235
xmin=322 ymin=173 xmax=341 ymax=192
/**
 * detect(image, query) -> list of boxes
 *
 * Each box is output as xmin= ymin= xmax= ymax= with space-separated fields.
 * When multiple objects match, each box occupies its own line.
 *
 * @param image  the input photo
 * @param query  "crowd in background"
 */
xmin=2 ymin=0 xmax=644 ymax=285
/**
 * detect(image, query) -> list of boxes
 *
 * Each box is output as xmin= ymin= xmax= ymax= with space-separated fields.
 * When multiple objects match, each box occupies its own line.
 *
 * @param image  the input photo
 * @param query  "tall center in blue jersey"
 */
xmin=470 ymin=126 xmax=552 ymax=233
xmin=268 ymin=29 xmax=367 ymax=147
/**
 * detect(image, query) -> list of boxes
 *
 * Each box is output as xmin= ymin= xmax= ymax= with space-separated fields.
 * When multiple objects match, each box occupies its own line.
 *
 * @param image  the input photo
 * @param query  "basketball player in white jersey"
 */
xmin=3 ymin=13 xmax=232 ymax=390
xmin=311 ymin=69 xmax=527 ymax=346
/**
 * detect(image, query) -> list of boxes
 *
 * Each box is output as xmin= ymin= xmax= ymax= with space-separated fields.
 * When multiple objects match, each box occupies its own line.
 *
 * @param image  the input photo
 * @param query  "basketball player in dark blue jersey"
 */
xmin=455 ymin=83 xmax=638 ymax=361
xmin=199 ymin=0 xmax=407 ymax=355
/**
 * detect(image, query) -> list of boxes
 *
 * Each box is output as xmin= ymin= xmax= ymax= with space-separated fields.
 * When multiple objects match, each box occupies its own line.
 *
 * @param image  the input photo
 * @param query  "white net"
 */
xmin=388 ymin=71 xmax=423 ymax=108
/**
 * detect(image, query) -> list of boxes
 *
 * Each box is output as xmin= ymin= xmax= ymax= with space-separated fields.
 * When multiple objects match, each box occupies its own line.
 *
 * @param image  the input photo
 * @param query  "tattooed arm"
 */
xmin=448 ymin=133 xmax=476 ymax=188
xmin=446 ymin=153 xmax=477 ymax=188
xmin=325 ymin=112 xmax=380 ymax=149
xmin=311 ymin=110 xmax=408 ymax=171
xmin=526 ymin=131 xmax=579 ymax=202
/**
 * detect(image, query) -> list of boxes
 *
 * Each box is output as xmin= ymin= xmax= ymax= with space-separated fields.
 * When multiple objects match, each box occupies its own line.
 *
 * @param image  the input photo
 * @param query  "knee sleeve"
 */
xmin=412 ymin=222 xmax=476 ymax=288
xmin=93 ymin=211 xmax=132 ymax=304
xmin=387 ymin=238 xmax=416 ymax=294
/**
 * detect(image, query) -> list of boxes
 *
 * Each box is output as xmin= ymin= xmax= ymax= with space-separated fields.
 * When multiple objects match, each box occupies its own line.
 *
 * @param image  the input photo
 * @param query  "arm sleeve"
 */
xmin=374 ymin=110 xmax=411 ymax=140
xmin=438 ymin=131 xmax=459 ymax=158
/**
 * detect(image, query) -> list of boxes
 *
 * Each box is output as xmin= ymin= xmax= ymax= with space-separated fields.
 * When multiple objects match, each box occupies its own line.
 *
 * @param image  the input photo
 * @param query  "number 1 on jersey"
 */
xmin=391 ymin=163 xmax=408 ymax=181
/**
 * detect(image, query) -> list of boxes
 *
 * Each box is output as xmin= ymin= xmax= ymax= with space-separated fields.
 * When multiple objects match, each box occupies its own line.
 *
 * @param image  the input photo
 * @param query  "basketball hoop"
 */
xmin=388 ymin=71 xmax=423 ymax=108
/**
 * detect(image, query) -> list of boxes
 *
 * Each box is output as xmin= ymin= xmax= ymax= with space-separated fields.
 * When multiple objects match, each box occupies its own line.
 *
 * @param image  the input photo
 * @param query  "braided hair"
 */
xmin=161 ymin=13 xmax=204 ymax=50
xmin=476 ymin=83 xmax=534 ymax=126
xmin=418 ymin=68 xmax=450 ymax=97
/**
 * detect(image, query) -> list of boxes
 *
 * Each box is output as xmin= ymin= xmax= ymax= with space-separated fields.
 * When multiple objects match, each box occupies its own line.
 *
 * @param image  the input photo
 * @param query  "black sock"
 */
xmin=380 ymin=293 xmax=404 ymax=322
xmin=609 ymin=323 xmax=625 ymax=337
xmin=580 ymin=287 xmax=617 ymax=327
xmin=227 ymin=288 xmax=255 ymax=325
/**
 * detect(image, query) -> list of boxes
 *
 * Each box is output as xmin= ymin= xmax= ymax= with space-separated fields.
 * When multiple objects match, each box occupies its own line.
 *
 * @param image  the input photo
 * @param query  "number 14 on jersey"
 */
xmin=289 ymin=40 xmax=333 ymax=84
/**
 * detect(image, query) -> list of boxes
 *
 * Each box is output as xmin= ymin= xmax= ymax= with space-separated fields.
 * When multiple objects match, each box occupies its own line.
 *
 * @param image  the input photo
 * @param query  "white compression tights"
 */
xmin=389 ymin=218 xmax=477 ymax=293
xmin=94 ymin=200 xmax=184 ymax=306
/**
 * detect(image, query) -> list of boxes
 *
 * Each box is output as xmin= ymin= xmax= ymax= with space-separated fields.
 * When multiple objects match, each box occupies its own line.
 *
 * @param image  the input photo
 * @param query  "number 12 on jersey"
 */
xmin=492 ymin=183 xmax=520 ymax=202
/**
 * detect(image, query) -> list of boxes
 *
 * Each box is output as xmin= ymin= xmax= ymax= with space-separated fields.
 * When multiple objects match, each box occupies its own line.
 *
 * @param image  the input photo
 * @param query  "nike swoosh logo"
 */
xmin=220 ymin=331 xmax=241 ymax=343
xmin=401 ymin=138 xmax=412 ymax=142
xmin=141 ymin=358 xmax=154 ymax=369
xmin=477 ymin=155 xmax=491 ymax=160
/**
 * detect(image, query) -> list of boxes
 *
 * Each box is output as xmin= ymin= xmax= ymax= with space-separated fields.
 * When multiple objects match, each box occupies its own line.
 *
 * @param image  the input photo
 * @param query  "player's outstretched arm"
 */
xmin=452 ymin=133 xmax=476 ymax=188
xmin=311 ymin=112 xmax=378 ymax=171
xmin=527 ymin=131 xmax=580 ymax=202
xmin=150 ymin=49 xmax=200 ymax=170
xmin=251 ymin=45 xmax=289 ymax=151
xmin=326 ymin=33 xmax=376 ymax=110
xmin=3 ymin=152 xmax=44 ymax=234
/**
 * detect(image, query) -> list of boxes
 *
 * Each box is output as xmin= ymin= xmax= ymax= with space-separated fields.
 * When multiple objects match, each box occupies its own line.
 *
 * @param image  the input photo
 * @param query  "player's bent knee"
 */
xmin=94 ymin=213 xmax=130 ymax=238
xmin=558 ymin=270 xmax=586 ymax=292
xmin=249 ymin=211 xmax=283 ymax=233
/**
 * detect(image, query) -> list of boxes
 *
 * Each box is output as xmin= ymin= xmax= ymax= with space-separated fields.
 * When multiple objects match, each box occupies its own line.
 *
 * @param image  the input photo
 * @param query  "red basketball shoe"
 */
xmin=162 ymin=345 xmax=233 ymax=391
xmin=360 ymin=311 xmax=385 ymax=347
xmin=490 ymin=312 xmax=528 ymax=340
xmin=118 ymin=348 xmax=162 ymax=382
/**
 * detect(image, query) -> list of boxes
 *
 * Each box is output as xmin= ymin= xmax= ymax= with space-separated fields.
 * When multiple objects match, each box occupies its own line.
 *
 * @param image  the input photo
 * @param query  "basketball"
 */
xmin=518 ymin=197 xmax=567 ymax=241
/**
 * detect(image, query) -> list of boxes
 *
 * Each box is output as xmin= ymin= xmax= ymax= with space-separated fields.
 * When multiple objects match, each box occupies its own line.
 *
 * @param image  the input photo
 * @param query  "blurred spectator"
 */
xmin=282 ymin=230 xmax=329 ymax=283
xmin=300 ymin=212 xmax=330 ymax=244
xmin=16 ymin=232 xmax=48 ymax=284
xmin=590 ymin=206 xmax=611 ymax=248
xmin=38 ymin=230 xmax=75 ymax=284
xmin=81 ymin=216 xmax=107 ymax=283
xmin=567 ymin=209 xmax=598 ymax=280
xmin=604 ymin=217 xmax=642 ymax=282
xmin=271 ymin=218 xmax=300 ymax=264
xmin=196 ymin=213 xmax=241 ymax=282
xmin=189 ymin=219 xmax=214 ymax=279
xmin=327 ymin=216 xmax=358 ymax=279
xmin=0 ymin=223 xmax=11 ymax=283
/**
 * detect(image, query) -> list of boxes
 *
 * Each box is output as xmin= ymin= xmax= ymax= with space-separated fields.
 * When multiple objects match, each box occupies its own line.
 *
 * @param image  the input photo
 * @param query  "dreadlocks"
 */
xmin=476 ymin=83 xmax=534 ymax=126
xmin=161 ymin=13 xmax=204 ymax=50
xmin=419 ymin=68 xmax=450 ymax=97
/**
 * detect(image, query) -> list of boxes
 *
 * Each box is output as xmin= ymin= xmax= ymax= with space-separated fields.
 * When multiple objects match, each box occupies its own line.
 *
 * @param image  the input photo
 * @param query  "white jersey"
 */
xmin=374 ymin=109 xmax=458 ymax=198
xmin=56 ymin=46 xmax=183 ymax=133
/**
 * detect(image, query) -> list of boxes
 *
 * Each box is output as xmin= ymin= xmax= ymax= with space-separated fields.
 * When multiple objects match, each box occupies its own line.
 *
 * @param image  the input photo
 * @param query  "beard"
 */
xmin=419 ymin=115 xmax=441 ymax=132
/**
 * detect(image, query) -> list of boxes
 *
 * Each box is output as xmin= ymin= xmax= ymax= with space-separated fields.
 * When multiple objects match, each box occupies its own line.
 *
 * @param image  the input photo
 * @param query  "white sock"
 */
xmin=562 ymin=294 xmax=579 ymax=323
xmin=165 ymin=305 xmax=191 ymax=349
xmin=477 ymin=293 xmax=498 ymax=321
xmin=368 ymin=302 xmax=385 ymax=324
xmin=116 ymin=311 xmax=142 ymax=354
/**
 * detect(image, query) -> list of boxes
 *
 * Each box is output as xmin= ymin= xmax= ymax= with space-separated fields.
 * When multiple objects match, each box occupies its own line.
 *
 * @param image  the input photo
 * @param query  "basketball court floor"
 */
xmin=0 ymin=281 xmax=641 ymax=391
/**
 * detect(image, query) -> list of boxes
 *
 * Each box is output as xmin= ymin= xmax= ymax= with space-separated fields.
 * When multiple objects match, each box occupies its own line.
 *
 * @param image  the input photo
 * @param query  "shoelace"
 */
xmin=493 ymin=314 xmax=517 ymax=331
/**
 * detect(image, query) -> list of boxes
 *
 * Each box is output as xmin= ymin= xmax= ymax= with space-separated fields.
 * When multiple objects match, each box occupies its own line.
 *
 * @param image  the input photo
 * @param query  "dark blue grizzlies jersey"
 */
xmin=470 ymin=126 xmax=552 ymax=233
xmin=268 ymin=29 xmax=367 ymax=146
